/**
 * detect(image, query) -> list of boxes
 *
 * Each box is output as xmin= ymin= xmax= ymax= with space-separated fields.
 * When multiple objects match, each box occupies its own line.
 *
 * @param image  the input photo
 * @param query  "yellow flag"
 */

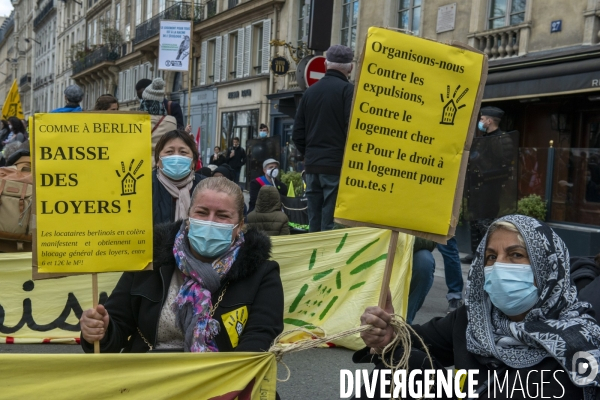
xmin=2 ymin=80 xmax=24 ymax=120
xmin=287 ymin=180 xmax=295 ymax=197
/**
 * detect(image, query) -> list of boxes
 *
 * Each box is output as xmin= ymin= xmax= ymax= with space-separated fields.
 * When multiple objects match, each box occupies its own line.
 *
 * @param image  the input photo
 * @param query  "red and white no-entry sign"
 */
xmin=304 ymin=56 xmax=327 ymax=87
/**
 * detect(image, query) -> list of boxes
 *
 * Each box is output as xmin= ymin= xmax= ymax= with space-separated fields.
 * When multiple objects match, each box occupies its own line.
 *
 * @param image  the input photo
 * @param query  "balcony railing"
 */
xmin=19 ymin=73 xmax=31 ymax=87
xmin=34 ymin=0 xmax=55 ymax=28
xmin=72 ymin=46 xmax=120 ymax=75
xmin=134 ymin=2 xmax=204 ymax=45
xmin=286 ymin=70 xmax=298 ymax=89
xmin=207 ymin=0 xmax=216 ymax=18
xmin=470 ymin=23 xmax=530 ymax=60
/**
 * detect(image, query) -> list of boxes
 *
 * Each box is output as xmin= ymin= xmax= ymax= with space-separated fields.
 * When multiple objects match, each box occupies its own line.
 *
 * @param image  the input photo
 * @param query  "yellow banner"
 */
xmin=275 ymin=228 xmax=412 ymax=350
xmin=33 ymin=113 xmax=153 ymax=273
xmin=1 ymin=80 xmax=24 ymax=120
xmin=335 ymin=27 xmax=485 ymax=235
xmin=0 ymin=228 xmax=412 ymax=349
xmin=0 ymin=352 xmax=277 ymax=400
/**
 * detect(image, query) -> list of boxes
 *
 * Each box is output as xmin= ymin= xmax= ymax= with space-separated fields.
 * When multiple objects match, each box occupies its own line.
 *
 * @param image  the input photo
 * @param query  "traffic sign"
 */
xmin=304 ymin=56 xmax=327 ymax=87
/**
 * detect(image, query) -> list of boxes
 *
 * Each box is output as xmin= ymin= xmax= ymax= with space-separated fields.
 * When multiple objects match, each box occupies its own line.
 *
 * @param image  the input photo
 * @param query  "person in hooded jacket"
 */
xmin=51 ymin=85 xmax=84 ymax=112
xmin=246 ymin=186 xmax=290 ymax=236
xmin=356 ymin=215 xmax=600 ymax=400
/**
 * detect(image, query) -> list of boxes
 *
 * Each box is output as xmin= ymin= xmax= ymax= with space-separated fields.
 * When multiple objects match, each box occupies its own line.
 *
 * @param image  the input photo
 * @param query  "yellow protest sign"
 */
xmin=0 ymin=228 xmax=412 ymax=349
xmin=2 ymin=80 xmax=24 ymax=120
xmin=0 ymin=352 xmax=277 ymax=399
xmin=33 ymin=113 xmax=153 ymax=273
xmin=335 ymin=27 xmax=487 ymax=237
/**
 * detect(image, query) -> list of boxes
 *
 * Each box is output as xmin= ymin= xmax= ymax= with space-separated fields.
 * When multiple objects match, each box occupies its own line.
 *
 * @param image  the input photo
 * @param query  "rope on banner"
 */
xmin=268 ymin=315 xmax=434 ymax=383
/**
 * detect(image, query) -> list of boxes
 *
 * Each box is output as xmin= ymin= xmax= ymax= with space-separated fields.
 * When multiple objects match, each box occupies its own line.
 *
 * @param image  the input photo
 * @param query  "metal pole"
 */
xmin=187 ymin=0 xmax=195 ymax=125
xmin=544 ymin=140 xmax=555 ymax=221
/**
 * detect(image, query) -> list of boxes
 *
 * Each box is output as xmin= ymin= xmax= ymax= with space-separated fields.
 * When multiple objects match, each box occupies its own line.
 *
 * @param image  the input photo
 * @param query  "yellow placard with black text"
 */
xmin=335 ymin=27 xmax=486 ymax=236
xmin=34 ymin=113 xmax=153 ymax=273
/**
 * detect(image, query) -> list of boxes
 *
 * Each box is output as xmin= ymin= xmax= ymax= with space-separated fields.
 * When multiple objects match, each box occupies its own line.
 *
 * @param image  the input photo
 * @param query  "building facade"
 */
xmin=32 ymin=0 xmax=57 ymax=113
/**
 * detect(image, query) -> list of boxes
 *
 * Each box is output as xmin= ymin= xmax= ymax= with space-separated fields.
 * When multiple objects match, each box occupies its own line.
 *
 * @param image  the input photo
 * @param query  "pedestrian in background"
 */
xmin=135 ymin=78 xmax=188 ymax=131
xmin=51 ymin=84 xmax=84 ymax=113
xmin=209 ymin=146 xmax=226 ymax=167
xmin=140 ymin=78 xmax=177 ymax=167
xmin=248 ymin=158 xmax=287 ymax=213
xmin=292 ymin=44 xmax=354 ymax=232
xmin=436 ymin=237 xmax=465 ymax=313
xmin=225 ymin=136 xmax=246 ymax=185
xmin=94 ymin=94 xmax=119 ymax=111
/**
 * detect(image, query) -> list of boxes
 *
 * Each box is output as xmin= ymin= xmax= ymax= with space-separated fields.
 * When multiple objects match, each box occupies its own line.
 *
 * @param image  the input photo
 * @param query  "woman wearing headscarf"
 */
xmin=153 ymin=130 xmax=205 ymax=225
xmin=80 ymin=177 xmax=283 ymax=353
xmin=357 ymin=215 xmax=600 ymax=399
xmin=140 ymin=78 xmax=177 ymax=166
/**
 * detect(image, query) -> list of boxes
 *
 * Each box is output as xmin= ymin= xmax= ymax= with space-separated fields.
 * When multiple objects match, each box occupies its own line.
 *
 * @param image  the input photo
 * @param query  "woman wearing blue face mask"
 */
xmin=152 ymin=130 xmax=206 ymax=225
xmin=80 ymin=176 xmax=284 ymax=354
xmin=355 ymin=215 xmax=600 ymax=399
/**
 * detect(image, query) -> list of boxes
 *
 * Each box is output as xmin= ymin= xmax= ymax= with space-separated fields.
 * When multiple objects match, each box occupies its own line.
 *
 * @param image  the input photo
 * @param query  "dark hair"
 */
xmin=259 ymin=123 xmax=268 ymax=130
xmin=154 ymin=130 xmax=199 ymax=166
xmin=135 ymin=79 xmax=153 ymax=91
xmin=0 ymin=119 xmax=8 ymax=129
xmin=199 ymin=167 xmax=213 ymax=177
xmin=8 ymin=117 xmax=25 ymax=134
xmin=94 ymin=94 xmax=119 ymax=110
xmin=232 ymin=137 xmax=240 ymax=142
xmin=214 ymin=146 xmax=220 ymax=151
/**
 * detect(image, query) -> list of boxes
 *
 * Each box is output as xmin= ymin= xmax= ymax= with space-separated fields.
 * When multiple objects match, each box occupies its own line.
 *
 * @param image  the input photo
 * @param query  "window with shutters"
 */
xmin=398 ymin=0 xmax=421 ymax=36
xmin=252 ymin=23 xmax=263 ymax=75
xmin=251 ymin=19 xmax=271 ymax=76
xmin=229 ymin=31 xmax=238 ymax=78
xmin=135 ymin=0 xmax=142 ymax=25
xmin=341 ymin=0 xmax=358 ymax=50
xmin=297 ymin=0 xmax=310 ymax=58
xmin=145 ymin=0 xmax=152 ymax=21
xmin=207 ymin=39 xmax=216 ymax=83
xmin=115 ymin=3 xmax=121 ymax=30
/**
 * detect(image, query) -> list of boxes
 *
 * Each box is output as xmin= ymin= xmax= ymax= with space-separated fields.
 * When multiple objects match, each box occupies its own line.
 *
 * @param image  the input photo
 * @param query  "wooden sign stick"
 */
xmin=92 ymin=273 xmax=100 ymax=354
xmin=378 ymin=230 xmax=399 ymax=308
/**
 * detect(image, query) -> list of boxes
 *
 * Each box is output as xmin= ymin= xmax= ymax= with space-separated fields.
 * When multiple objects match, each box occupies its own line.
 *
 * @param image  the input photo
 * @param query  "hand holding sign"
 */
xmin=80 ymin=304 xmax=110 ymax=343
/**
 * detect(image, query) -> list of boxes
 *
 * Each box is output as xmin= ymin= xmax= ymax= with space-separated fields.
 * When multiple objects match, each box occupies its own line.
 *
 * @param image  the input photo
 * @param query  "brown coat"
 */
xmin=246 ymin=186 xmax=290 ymax=236
xmin=150 ymin=114 xmax=177 ymax=167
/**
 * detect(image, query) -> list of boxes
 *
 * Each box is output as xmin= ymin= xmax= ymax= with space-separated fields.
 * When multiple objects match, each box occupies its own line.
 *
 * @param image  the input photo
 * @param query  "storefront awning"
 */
xmin=483 ymin=49 xmax=600 ymax=101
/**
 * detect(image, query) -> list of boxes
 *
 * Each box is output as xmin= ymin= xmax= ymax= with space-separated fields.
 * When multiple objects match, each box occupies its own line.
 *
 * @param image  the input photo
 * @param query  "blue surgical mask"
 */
xmin=478 ymin=121 xmax=486 ymax=132
xmin=259 ymin=131 xmax=267 ymax=138
xmin=188 ymin=217 xmax=238 ymax=258
xmin=160 ymin=155 xmax=192 ymax=180
xmin=484 ymin=262 xmax=538 ymax=316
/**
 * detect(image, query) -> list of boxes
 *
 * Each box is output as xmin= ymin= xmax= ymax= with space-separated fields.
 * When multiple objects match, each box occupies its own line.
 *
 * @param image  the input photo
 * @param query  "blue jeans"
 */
xmin=436 ymin=237 xmax=464 ymax=301
xmin=406 ymin=250 xmax=435 ymax=324
xmin=305 ymin=173 xmax=340 ymax=232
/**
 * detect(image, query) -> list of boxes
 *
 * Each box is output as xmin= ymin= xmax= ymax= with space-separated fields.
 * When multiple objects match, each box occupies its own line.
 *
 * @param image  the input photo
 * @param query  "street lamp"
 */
xmin=24 ymin=38 xmax=41 ymax=45
xmin=59 ymin=0 xmax=83 ymax=6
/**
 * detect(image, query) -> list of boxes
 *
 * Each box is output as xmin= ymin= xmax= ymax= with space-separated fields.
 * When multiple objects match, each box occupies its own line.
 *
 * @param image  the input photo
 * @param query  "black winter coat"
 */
xmin=81 ymin=221 xmax=284 ymax=353
xmin=152 ymin=170 xmax=205 ymax=225
xmin=292 ymin=69 xmax=354 ymax=175
xmin=163 ymin=99 xmax=184 ymax=129
xmin=354 ymin=306 xmax=584 ymax=399
xmin=209 ymin=153 xmax=226 ymax=166
xmin=226 ymin=146 xmax=246 ymax=170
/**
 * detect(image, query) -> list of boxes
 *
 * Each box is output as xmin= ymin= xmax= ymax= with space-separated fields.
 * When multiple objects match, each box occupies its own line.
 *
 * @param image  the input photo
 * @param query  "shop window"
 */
xmin=341 ymin=0 xmax=358 ymax=51
xmin=398 ymin=0 xmax=421 ymax=36
xmin=488 ymin=0 xmax=526 ymax=29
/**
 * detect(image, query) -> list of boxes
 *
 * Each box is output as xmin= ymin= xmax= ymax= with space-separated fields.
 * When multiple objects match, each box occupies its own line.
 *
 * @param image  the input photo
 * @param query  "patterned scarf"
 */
xmin=465 ymin=215 xmax=600 ymax=399
xmin=140 ymin=99 xmax=166 ymax=116
xmin=171 ymin=221 xmax=245 ymax=352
